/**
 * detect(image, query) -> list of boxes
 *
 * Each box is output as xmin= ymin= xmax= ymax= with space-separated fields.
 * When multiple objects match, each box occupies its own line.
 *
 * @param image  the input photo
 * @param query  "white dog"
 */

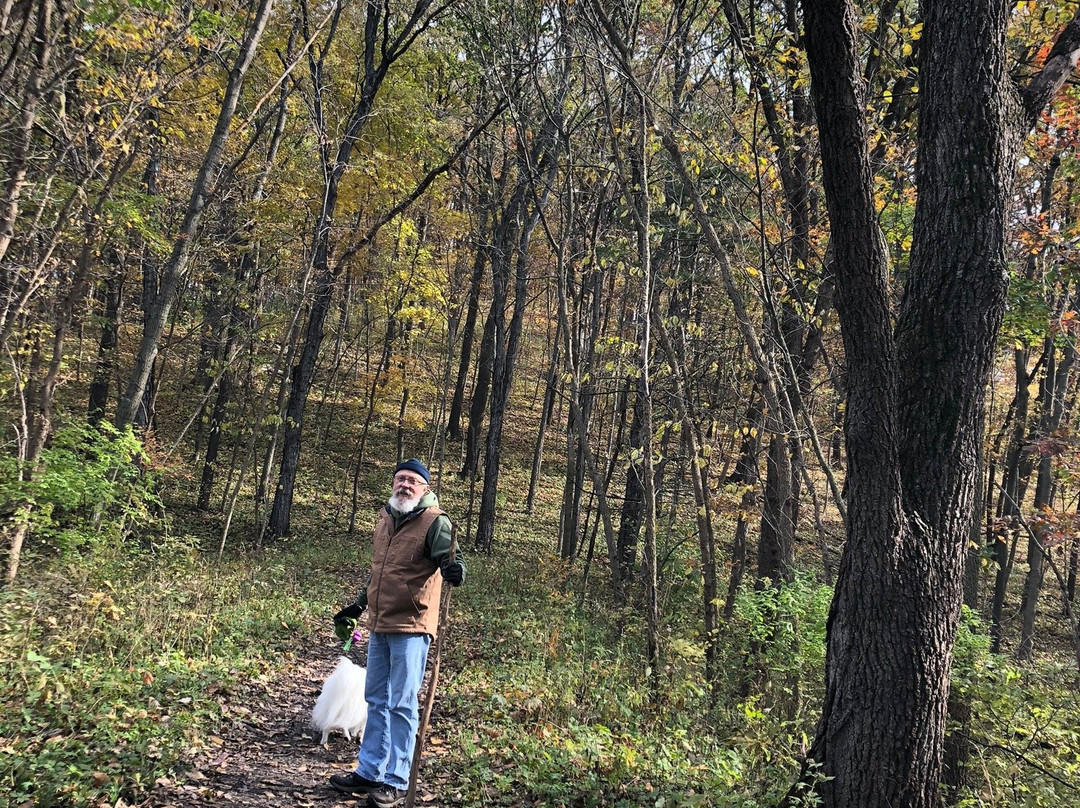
xmin=311 ymin=657 xmax=368 ymax=745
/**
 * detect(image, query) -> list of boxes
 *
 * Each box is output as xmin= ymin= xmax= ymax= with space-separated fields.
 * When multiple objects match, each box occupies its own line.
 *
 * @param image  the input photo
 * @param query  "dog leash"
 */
xmin=404 ymin=523 xmax=457 ymax=808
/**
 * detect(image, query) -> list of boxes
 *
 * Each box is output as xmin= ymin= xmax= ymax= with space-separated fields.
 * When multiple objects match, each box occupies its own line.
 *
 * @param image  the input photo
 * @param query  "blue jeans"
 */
xmin=355 ymin=632 xmax=431 ymax=790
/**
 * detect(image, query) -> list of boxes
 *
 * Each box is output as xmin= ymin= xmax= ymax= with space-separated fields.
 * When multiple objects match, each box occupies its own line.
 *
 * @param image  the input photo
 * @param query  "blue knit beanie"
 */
xmin=394 ymin=458 xmax=430 ymax=484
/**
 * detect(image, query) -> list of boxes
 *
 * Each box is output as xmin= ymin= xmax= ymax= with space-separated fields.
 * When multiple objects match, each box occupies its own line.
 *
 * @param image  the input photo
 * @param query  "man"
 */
xmin=329 ymin=458 xmax=465 ymax=808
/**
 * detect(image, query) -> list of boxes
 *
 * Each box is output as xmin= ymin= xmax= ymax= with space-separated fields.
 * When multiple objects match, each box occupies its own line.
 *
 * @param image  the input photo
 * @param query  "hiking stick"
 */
xmin=404 ymin=524 xmax=457 ymax=808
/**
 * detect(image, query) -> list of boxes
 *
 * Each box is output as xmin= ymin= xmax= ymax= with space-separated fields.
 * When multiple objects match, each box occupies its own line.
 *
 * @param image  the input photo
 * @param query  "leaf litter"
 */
xmin=142 ymin=638 xmax=458 ymax=807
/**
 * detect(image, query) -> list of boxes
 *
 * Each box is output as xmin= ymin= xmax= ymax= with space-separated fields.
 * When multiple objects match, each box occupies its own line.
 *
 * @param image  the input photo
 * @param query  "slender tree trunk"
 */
xmin=724 ymin=0 xmax=818 ymax=544
xmin=447 ymin=240 xmax=488 ymax=441
xmin=964 ymin=454 xmax=985 ymax=610
xmin=192 ymin=255 xmax=228 ymax=462
xmin=88 ymin=262 xmax=124 ymax=425
xmin=197 ymin=254 xmax=248 ymax=512
xmin=543 ymin=213 xmax=621 ymax=595
xmin=197 ymin=352 xmax=233 ymax=511
xmin=462 ymin=307 xmax=495 ymax=480
xmin=525 ymin=334 xmax=560 ymax=512
xmin=559 ymin=402 xmax=585 ymax=559
xmin=313 ymin=266 xmax=356 ymax=448
xmin=1019 ymin=337 xmax=1077 ymax=658
xmin=396 ymin=385 xmax=410 ymax=462
xmin=472 ymin=21 xmax=567 ymax=552
xmin=134 ymin=116 xmax=163 ymax=432
xmin=0 ymin=0 xmax=55 ymax=267
xmin=116 ymin=0 xmax=275 ymax=429
xmin=270 ymin=275 xmax=333 ymax=537
xmin=650 ymin=304 xmax=721 ymax=690
xmin=348 ymin=317 xmax=399 ymax=533
xmin=474 ymin=206 xmax=541 ymax=552
xmin=558 ymin=258 xmax=596 ymax=561
xmin=724 ymin=390 xmax=765 ymax=620
xmin=268 ymin=0 xmax=450 ymax=536
xmin=6 ymin=207 xmax=101 ymax=581
xmin=991 ymin=347 xmax=1033 ymax=651
xmin=616 ymin=377 xmax=645 ymax=588
xmin=1068 ymin=531 xmax=1078 ymax=604
xmin=758 ymin=434 xmax=795 ymax=586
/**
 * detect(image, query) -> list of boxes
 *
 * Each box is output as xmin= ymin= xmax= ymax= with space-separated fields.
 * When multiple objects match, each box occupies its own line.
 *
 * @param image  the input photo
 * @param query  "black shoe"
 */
xmin=368 ymin=784 xmax=407 ymax=807
xmin=329 ymin=771 xmax=381 ymax=794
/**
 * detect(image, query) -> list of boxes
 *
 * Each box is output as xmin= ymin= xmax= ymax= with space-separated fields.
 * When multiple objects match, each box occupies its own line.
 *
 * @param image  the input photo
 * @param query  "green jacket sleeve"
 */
xmin=426 ymin=514 xmax=464 ymax=581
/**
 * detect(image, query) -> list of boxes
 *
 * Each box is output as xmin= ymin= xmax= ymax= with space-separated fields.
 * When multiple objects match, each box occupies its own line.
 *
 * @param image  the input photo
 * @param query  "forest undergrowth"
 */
xmin=2 ymin=420 xmax=1080 ymax=808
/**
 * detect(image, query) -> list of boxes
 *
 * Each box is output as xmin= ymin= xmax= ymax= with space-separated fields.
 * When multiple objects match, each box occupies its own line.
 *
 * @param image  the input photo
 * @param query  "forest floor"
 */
xmin=142 ymin=634 xmax=457 ymax=808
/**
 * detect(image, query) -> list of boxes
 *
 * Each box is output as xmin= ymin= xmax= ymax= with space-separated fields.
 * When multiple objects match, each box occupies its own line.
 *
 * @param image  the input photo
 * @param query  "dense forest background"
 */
xmin=3 ymin=1 xmax=1080 ymax=806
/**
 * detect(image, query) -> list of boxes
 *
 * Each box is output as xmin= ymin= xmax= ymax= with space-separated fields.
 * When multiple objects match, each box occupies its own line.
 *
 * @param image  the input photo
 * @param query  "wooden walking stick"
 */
xmin=404 ymin=525 xmax=458 ymax=808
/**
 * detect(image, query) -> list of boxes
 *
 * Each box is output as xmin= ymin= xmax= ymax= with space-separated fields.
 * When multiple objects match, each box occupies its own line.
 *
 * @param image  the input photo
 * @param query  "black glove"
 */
xmin=440 ymin=558 xmax=464 ymax=587
xmin=333 ymin=602 xmax=363 ymax=641
xmin=334 ymin=603 xmax=362 ymax=622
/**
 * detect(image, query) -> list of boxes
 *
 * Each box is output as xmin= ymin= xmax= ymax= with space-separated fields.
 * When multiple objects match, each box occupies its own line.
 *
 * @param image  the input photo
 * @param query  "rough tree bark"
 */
xmin=794 ymin=2 xmax=1080 ymax=807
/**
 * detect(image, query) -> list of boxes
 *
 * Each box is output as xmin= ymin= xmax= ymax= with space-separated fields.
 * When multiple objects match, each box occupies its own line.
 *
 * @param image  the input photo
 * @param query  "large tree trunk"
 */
xmin=798 ymin=1 xmax=1080 ymax=806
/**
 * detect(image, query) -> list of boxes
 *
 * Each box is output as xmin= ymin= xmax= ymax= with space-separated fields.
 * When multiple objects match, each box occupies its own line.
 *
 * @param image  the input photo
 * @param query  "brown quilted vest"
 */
xmin=366 ymin=505 xmax=445 ymax=637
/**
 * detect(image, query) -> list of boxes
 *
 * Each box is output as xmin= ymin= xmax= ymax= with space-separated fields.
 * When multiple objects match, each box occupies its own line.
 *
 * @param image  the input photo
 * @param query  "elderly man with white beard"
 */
xmin=329 ymin=458 xmax=464 ymax=808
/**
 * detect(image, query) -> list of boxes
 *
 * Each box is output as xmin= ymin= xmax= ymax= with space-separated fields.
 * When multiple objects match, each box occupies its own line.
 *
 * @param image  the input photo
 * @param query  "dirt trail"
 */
xmin=143 ymin=639 xmax=449 ymax=808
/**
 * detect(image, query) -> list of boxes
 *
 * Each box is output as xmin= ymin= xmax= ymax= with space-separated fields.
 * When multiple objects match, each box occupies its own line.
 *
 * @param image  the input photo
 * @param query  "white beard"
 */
xmin=388 ymin=492 xmax=422 ymax=513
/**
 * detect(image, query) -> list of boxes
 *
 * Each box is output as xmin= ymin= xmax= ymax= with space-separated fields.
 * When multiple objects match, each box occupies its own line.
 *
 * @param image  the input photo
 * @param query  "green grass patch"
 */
xmin=0 ymin=534 xmax=351 ymax=807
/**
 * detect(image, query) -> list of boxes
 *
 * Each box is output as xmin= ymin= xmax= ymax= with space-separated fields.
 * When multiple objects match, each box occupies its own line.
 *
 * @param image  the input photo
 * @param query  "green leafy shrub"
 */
xmin=0 ymin=538 xmax=340 ymax=807
xmin=948 ymin=608 xmax=1080 ymax=807
xmin=433 ymin=547 xmax=836 ymax=807
xmin=0 ymin=420 xmax=159 ymax=560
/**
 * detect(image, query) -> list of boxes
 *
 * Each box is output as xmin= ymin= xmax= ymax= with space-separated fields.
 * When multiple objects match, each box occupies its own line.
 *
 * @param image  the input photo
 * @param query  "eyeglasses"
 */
xmin=394 ymin=474 xmax=427 ymax=487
